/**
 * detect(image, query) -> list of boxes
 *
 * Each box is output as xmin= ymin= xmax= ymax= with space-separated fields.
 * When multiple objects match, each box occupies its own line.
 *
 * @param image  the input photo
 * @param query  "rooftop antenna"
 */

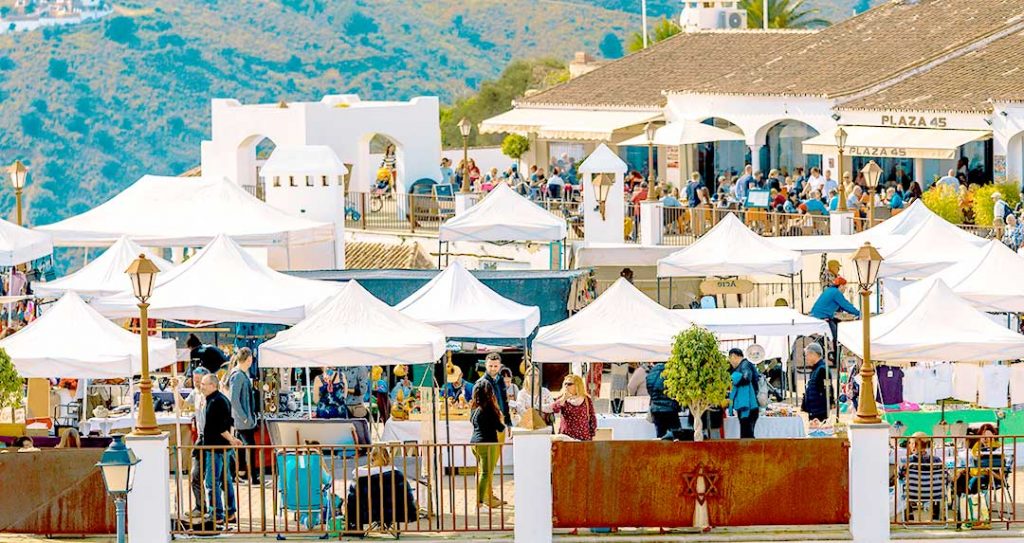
xmin=763 ymin=0 xmax=769 ymax=30
xmin=641 ymin=0 xmax=648 ymax=48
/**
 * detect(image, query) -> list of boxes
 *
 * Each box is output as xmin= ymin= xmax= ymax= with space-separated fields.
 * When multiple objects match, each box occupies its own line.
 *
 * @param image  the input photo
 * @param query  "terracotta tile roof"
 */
xmin=519 ymin=30 xmax=805 ymax=109
xmin=678 ymin=0 xmax=1024 ymax=99
xmin=839 ymin=29 xmax=1024 ymax=113
xmin=179 ymin=165 xmax=202 ymax=177
xmin=345 ymin=242 xmax=433 ymax=270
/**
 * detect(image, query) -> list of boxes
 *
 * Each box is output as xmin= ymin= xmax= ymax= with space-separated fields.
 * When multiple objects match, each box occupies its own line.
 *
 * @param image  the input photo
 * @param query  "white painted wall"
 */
xmin=262 ymin=174 xmax=345 ymax=269
xmin=126 ymin=433 xmax=171 ymax=543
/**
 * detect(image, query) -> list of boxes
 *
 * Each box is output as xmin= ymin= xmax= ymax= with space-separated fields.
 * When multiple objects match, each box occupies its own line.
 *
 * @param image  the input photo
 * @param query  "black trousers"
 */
xmin=808 ymin=411 xmax=828 ymax=422
xmin=739 ymin=410 xmax=759 ymax=439
xmin=652 ymin=412 xmax=682 ymax=438
xmin=236 ymin=427 xmax=258 ymax=479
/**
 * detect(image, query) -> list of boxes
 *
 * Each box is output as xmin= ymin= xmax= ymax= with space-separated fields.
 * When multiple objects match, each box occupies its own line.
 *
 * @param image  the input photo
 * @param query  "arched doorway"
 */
xmin=763 ymin=120 xmax=820 ymax=174
xmin=235 ymin=134 xmax=276 ymax=199
xmin=697 ymin=118 xmax=747 ymax=193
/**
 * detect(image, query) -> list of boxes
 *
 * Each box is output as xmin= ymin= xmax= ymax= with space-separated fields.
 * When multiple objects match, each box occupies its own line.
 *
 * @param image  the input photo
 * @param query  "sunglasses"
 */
xmin=563 ymin=381 xmax=575 ymax=386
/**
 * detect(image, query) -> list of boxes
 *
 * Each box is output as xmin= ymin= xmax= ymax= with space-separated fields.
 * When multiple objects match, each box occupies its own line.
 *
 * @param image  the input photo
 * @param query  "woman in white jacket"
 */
xmin=512 ymin=366 xmax=554 ymax=425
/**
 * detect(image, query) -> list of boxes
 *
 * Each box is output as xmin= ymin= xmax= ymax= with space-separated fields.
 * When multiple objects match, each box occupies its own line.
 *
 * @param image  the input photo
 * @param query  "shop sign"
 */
xmin=846 ymin=146 xmax=908 ymax=157
xmin=666 ymin=145 xmax=680 ymax=169
xmin=700 ymin=278 xmax=754 ymax=295
xmin=880 ymin=115 xmax=947 ymax=128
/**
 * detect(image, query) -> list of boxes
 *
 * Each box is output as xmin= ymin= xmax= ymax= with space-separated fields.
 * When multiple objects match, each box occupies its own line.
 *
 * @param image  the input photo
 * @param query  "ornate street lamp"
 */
xmin=835 ymin=128 xmax=848 ymax=212
xmin=591 ymin=173 xmax=614 ymax=219
xmin=852 ymin=241 xmax=884 ymax=425
xmin=457 ymin=118 xmax=473 ymax=193
xmin=96 ymin=435 xmax=140 ymax=543
xmin=645 ymin=122 xmax=658 ymax=201
xmin=8 ymin=160 xmax=27 ymax=226
xmin=126 ymin=254 xmax=161 ymax=436
xmin=862 ymin=160 xmax=883 ymax=228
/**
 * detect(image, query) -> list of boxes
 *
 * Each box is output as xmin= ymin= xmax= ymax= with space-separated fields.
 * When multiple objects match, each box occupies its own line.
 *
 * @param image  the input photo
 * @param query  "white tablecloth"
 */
xmin=596 ymin=414 xmax=805 ymax=440
xmin=381 ymin=419 xmax=514 ymax=469
xmin=80 ymin=414 xmax=191 ymax=436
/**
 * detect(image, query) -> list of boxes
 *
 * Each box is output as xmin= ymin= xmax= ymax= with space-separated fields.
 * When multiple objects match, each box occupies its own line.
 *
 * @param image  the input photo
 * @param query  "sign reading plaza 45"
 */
xmin=880 ymin=115 xmax=947 ymax=128
xmin=700 ymin=277 xmax=754 ymax=295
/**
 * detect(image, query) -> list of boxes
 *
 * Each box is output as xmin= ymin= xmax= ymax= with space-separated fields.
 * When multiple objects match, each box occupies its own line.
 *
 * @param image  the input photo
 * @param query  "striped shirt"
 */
xmin=904 ymin=454 xmax=946 ymax=502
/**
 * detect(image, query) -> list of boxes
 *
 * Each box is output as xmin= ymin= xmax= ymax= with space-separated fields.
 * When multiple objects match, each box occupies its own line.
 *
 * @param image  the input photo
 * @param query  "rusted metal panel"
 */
xmin=551 ymin=439 xmax=850 ymax=528
xmin=0 ymin=449 xmax=116 ymax=534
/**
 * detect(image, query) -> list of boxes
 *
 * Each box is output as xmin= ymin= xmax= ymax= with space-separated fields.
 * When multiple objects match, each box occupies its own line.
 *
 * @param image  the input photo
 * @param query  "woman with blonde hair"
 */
xmin=514 ymin=365 xmax=554 ymax=425
xmin=552 ymin=374 xmax=597 ymax=441
xmin=56 ymin=427 xmax=81 ymax=449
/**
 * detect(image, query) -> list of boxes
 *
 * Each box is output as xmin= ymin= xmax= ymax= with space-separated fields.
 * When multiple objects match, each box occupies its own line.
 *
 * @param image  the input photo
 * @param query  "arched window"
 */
xmin=765 ymin=120 xmax=820 ymax=173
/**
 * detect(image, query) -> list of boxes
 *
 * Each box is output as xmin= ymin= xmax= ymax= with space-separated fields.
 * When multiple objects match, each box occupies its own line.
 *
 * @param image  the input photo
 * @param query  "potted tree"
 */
xmin=0 ymin=348 xmax=25 ymax=437
xmin=501 ymin=134 xmax=530 ymax=173
xmin=662 ymin=326 xmax=730 ymax=442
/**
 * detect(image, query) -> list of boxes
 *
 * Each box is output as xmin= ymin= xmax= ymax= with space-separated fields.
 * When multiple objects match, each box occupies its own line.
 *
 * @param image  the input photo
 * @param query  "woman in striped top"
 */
xmin=902 ymin=432 xmax=947 ymax=521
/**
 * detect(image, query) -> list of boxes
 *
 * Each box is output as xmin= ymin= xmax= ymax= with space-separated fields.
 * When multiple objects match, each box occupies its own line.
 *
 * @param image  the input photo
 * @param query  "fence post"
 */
xmin=639 ymin=201 xmax=663 ymax=246
xmin=512 ymin=429 xmax=553 ymax=543
xmin=126 ymin=432 xmax=171 ymax=543
xmin=848 ymin=423 xmax=890 ymax=543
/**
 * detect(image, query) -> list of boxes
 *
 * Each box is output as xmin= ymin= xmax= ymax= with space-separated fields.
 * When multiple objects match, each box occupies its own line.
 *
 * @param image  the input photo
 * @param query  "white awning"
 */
xmin=618 ymin=120 xmax=744 ymax=146
xmin=802 ymin=126 xmax=990 ymax=160
xmin=480 ymin=108 xmax=662 ymax=141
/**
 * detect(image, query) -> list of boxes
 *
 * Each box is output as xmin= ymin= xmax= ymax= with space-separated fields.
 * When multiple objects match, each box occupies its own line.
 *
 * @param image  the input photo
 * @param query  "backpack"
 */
xmin=752 ymin=364 xmax=769 ymax=408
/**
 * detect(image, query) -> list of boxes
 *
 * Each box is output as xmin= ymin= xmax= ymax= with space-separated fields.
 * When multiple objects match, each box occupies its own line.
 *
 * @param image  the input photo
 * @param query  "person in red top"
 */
xmin=552 ymin=374 xmax=597 ymax=441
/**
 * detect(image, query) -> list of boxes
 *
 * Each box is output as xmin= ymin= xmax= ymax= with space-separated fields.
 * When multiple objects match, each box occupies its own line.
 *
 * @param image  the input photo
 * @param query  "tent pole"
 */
xmin=438 ymin=240 xmax=442 ymax=270
xmin=799 ymin=271 xmax=805 ymax=313
xmin=668 ymin=278 xmax=673 ymax=307
xmin=656 ymin=277 xmax=661 ymax=305
xmin=429 ymin=366 xmax=440 ymax=526
xmin=305 ymin=367 xmax=312 ymax=420
xmin=789 ymin=274 xmax=795 ymax=308
xmin=443 ymin=351 xmax=455 ymax=513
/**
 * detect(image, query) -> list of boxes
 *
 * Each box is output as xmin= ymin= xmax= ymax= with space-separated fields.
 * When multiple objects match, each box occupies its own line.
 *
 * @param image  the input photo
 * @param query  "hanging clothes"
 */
xmin=1009 ymin=363 xmax=1024 ymax=406
xmin=903 ymin=363 xmax=954 ymax=405
xmin=875 ymin=365 xmax=904 ymax=405
xmin=978 ymin=364 xmax=1010 ymax=408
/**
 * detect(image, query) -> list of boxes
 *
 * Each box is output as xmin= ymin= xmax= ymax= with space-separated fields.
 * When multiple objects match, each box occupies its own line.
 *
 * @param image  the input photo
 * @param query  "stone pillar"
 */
xmin=748 ymin=145 xmax=763 ymax=173
xmin=454 ymin=192 xmax=479 ymax=215
xmin=639 ymin=201 xmax=663 ymax=246
xmin=126 ymin=433 xmax=171 ymax=543
xmin=848 ymin=423 xmax=890 ymax=543
xmin=913 ymin=158 xmax=925 ymax=187
xmin=830 ymin=211 xmax=855 ymax=236
xmin=512 ymin=429 xmax=553 ymax=543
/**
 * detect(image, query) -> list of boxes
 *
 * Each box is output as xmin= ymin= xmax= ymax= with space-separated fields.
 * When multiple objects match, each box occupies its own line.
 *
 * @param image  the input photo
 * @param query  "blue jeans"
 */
xmin=204 ymin=450 xmax=236 ymax=519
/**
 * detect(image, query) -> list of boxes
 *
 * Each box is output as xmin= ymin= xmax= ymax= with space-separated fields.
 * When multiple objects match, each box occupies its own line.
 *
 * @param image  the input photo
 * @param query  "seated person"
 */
xmin=346 ymin=445 xmax=418 ymax=531
xmin=800 ymin=192 xmax=830 ymax=216
xmin=439 ymin=365 xmax=473 ymax=403
xmin=15 ymin=436 xmax=38 ymax=452
xmin=900 ymin=432 xmax=947 ymax=521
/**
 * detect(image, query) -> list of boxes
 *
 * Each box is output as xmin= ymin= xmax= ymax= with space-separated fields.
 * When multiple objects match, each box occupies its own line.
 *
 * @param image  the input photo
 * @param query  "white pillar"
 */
xmin=513 ymin=429 xmax=553 ymax=543
xmin=830 ymin=211 xmax=855 ymax=236
xmin=913 ymin=158 xmax=925 ymax=187
xmin=454 ymin=192 xmax=479 ymax=215
xmin=848 ymin=423 xmax=890 ymax=543
xmin=639 ymin=201 xmax=663 ymax=246
xmin=748 ymin=145 xmax=763 ymax=173
xmin=126 ymin=433 xmax=171 ymax=543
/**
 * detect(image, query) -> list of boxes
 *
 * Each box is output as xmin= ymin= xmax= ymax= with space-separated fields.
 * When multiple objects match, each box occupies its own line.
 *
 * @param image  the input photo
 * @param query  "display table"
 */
xmin=79 ymin=413 xmax=191 ymax=436
xmin=381 ymin=419 xmax=514 ymax=470
xmin=883 ymin=408 xmax=1024 ymax=436
xmin=596 ymin=414 xmax=805 ymax=440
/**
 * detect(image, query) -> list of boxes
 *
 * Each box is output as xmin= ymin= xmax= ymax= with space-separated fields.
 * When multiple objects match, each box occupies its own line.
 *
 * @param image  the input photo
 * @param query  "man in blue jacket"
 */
xmin=810 ymin=276 xmax=860 ymax=356
xmin=728 ymin=348 xmax=760 ymax=439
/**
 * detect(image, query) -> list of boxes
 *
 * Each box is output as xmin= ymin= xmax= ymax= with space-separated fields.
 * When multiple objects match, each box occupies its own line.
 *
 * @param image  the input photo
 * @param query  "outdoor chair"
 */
xmin=276 ymin=452 xmax=337 ymax=528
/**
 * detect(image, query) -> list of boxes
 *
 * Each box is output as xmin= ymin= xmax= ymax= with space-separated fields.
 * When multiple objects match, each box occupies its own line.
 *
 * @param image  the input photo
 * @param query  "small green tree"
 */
xmin=627 ymin=17 xmax=681 ymax=53
xmin=501 ymin=134 xmax=530 ymax=171
xmin=0 ymin=349 xmax=22 ymax=414
xmin=662 ymin=326 xmax=730 ymax=442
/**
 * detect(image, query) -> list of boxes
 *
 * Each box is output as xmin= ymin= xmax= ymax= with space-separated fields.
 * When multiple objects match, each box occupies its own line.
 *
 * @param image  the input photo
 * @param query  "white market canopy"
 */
xmin=91 ymin=234 xmax=341 ymax=325
xmin=34 ymin=236 xmax=174 ymax=300
xmin=480 ymin=107 xmax=661 ymax=141
xmin=802 ymin=126 xmax=990 ymax=160
xmin=838 ymin=277 xmax=1024 ymax=363
xmin=259 ymin=145 xmax=349 ymax=177
xmin=0 ymin=218 xmax=52 ymax=267
xmin=533 ymin=277 xmax=695 ymax=363
xmin=439 ymin=182 xmax=567 ymax=242
xmin=0 ymin=292 xmax=177 ymax=378
xmin=38 ymin=175 xmax=335 ymax=248
xmin=903 ymin=240 xmax=1024 ymax=313
xmin=877 ymin=214 xmax=982 ymax=279
xmin=259 ymin=281 xmax=446 ymax=368
xmin=394 ymin=261 xmax=540 ymax=339
xmin=618 ymin=120 xmax=744 ymax=146
xmin=673 ymin=307 xmax=829 ymax=337
xmin=658 ymin=213 xmax=802 ymax=277
xmin=578 ymin=143 xmax=628 ymax=174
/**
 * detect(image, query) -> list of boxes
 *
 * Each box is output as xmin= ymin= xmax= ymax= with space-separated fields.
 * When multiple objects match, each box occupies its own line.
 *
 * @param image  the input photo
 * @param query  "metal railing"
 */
xmin=890 ymin=433 xmax=1021 ymax=529
xmin=241 ymin=183 xmax=266 ymax=201
xmin=343 ymin=192 xmax=453 ymax=234
xmin=171 ymin=442 xmax=511 ymax=537
xmin=661 ymin=206 xmax=830 ymax=245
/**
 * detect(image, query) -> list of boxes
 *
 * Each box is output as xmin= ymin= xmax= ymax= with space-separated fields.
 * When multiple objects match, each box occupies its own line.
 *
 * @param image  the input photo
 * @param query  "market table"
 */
xmin=80 ymin=413 xmax=191 ymax=436
xmin=596 ymin=414 xmax=805 ymax=440
xmin=883 ymin=408 xmax=1024 ymax=436
xmin=381 ymin=418 xmax=514 ymax=470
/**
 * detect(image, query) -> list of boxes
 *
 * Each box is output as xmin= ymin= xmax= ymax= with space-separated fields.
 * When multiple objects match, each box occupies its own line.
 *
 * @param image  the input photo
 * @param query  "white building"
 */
xmin=484 ymin=0 xmax=1024 ymax=190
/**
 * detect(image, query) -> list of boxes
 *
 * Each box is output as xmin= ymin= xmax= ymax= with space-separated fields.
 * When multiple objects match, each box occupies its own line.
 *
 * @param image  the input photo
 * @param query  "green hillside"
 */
xmin=0 ymin=0 xmax=636 ymax=229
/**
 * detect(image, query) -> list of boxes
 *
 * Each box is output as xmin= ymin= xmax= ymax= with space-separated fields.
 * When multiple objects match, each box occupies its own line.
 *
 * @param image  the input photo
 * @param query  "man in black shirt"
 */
xmin=481 ymin=353 xmax=511 ymax=431
xmin=187 ymin=334 xmax=229 ymax=377
xmin=200 ymin=374 xmax=241 ymax=523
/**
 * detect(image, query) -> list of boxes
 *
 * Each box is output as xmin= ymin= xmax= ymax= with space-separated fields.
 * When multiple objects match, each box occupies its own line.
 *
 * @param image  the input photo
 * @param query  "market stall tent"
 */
xmin=37 ymin=175 xmax=335 ymax=248
xmin=657 ymin=213 xmax=802 ymax=277
xmin=259 ymin=280 xmax=446 ymax=368
xmin=877 ymin=214 xmax=983 ymax=279
xmin=673 ymin=307 xmax=829 ymax=337
xmin=394 ymin=261 xmax=540 ymax=339
xmin=902 ymin=240 xmax=1024 ymax=312
xmin=533 ymin=277 xmax=695 ymax=363
xmin=90 ymin=234 xmax=340 ymax=325
xmin=439 ymin=182 xmax=567 ymax=242
xmin=0 ymin=218 xmax=52 ymax=267
xmin=0 ymin=291 xmax=177 ymax=378
xmin=34 ymin=236 xmax=174 ymax=300
xmin=838 ymin=277 xmax=1024 ymax=363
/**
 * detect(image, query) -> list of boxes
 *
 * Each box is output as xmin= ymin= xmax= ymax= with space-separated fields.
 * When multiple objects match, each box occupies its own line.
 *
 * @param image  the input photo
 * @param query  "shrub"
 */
xmin=921 ymin=184 xmax=963 ymax=224
xmin=500 ymin=134 xmax=530 ymax=169
xmin=972 ymin=182 xmax=1021 ymax=226
xmin=662 ymin=326 xmax=731 ymax=442
xmin=0 ymin=349 xmax=21 ymax=412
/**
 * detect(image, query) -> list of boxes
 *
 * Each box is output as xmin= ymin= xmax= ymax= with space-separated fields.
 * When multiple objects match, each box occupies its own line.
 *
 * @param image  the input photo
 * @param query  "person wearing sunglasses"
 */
xmin=552 ymin=374 xmax=597 ymax=441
